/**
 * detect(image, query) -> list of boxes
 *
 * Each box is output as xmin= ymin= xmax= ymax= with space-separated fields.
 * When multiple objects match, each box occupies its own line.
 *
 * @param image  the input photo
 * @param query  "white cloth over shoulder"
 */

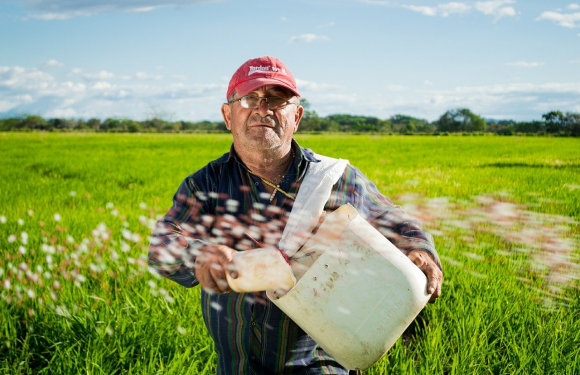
xmin=278 ymin=153 xmax=348 ymax=258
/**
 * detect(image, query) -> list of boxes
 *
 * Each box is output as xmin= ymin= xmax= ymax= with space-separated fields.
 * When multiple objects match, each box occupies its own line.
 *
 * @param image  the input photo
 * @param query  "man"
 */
xmin=148 ymin=56 xmax=442 ymax=375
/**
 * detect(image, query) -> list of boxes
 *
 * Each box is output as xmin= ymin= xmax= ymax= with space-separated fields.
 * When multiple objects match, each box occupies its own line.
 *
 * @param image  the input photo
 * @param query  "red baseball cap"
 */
xmin=226 ymin=56 xmax=300 ymax=99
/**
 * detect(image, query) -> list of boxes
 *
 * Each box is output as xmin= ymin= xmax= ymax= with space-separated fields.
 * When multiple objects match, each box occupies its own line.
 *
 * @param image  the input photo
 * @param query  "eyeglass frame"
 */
xmin=227 ymin=95 xmax=299 ymax=110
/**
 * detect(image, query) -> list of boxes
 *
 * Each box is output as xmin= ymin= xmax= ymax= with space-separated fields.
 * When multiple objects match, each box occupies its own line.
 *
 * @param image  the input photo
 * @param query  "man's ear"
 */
xmin=293 ymin=105 xmax=304 ymax=133
xmin=221 ymin=103 xmax=232 ymax=130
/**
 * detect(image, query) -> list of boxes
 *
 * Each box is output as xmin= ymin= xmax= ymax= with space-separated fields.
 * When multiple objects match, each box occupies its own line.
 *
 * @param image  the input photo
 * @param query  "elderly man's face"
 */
xmin=221 ymin=86 xmax=303 ymax=153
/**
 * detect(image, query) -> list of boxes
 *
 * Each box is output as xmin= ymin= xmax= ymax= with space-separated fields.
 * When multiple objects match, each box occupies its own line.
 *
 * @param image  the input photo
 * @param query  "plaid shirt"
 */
xmin=149 ymin=140 xmax=441 ymax=375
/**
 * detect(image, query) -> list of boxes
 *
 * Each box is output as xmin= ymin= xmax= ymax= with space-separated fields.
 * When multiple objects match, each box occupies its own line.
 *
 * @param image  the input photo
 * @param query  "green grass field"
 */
xmin=1 ymin=132 xmax=579 ymax=374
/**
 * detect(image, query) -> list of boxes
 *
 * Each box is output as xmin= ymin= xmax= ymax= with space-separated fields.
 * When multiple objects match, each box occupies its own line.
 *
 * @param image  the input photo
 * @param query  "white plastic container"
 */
xmin=267 ymin=204 xmax=430 ymax=371
xmin=225 ymin=247 xmax=296 ymax=293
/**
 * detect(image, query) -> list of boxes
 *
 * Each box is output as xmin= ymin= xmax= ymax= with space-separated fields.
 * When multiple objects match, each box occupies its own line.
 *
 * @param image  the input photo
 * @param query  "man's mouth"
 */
xmin=249 ymin=121 xmax=275 ymax=128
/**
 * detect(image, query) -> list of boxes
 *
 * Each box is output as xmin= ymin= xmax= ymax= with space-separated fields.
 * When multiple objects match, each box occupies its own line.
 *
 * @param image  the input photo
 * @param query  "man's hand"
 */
xmin=407 ymin=250 xmax=442 ymax=302
xmin=195 ymin=244 xmax=238 ymax=293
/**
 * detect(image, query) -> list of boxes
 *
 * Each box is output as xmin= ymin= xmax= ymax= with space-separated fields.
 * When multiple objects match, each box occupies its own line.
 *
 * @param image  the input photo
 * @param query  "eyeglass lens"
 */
xmin=242 ymin=96 xmax=288 ymax=109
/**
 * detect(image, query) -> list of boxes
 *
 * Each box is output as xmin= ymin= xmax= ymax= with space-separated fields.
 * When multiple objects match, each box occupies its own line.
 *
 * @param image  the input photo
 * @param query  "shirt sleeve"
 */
xmin=327 ymin=165 xmax=442 ymax=271
xmin=148 ymin=175 xmax=209 ymax=288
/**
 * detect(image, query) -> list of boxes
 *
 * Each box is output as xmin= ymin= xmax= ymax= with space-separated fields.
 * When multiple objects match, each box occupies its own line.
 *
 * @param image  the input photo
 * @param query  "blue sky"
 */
xmin=1 ymin=0 xmax=579 ymax=122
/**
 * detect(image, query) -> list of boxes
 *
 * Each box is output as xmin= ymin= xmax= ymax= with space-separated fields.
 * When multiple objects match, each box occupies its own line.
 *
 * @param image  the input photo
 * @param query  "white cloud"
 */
xmin=30 ymin=12 xmax=74 ymax=20
xmin=0 ymin=66 xmax=56 ymax=90
xmin=3 ymin=65 xmax=579 ymax=123
xmin=403 ymin=5 xmax=439 ymax=16
xmin=401 ymin=1 xmax=515 ymax=18
xmin=287 ymin=34 xmax=330 ymax=44
xmin=505 ymin=61 xmax=546 ymax=67
xmin=403 ymin=3 xmax=473 ymax=17
xmin=358 ymin=0 xmax=392 ymax=5
xmin=127 ymin=7 xmax=156 ymax=13
xmin=568 ymin=4 xmax=580 ymax=10
xmin=135 ymin=72 xmax=164 ymax=80
xmin=92 ymin=81 xmax=113 ymax=90
xmin=536 ymin=10 xmax=580 ymax=28
xmin=370 ymin=0 xmax=518 ymax=20
xmin=386 ymin=84 xmax=409 ymax=92
xmin=437 ymin=2 xmax=471 ymax=16
xmin=304 ymin=80 xmax=580 ymax=122
xmin=475 ymin=0 xmax=517 ymax=20
xmin=294 ymin=79 xmax=342 ymax=92
xmin=0 ymin=65 xmax=225 ymax=120
xmin=70 ymin=69 xmax=135 ymax=81
xmin=44 ymin=59 xmax=64 ymax=67
xmin=22 ymin=0 xmax=220 ymax=20
xmin=442 ymin=82 xmax=580 ymax=94
xmin=46 ymin=108 xmax=78 ymax=118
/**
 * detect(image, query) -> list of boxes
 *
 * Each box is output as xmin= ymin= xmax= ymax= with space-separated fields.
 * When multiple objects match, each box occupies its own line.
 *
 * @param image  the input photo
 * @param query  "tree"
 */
xmin=299 ymin=98 xmax=323 ymax=131
xmin=436 ymin=108 xmax=486 ymax=132
xmin=20 ymin=115 xmax=49 ymax=130
xmin=542 ymin=111 xmax=565 ymax=133
xmin=50 ymin=118 xmax=77 ymax=130
xmin=514 ymin=120 xmax=544 ymax=134
xmin=564 ymin=112 xmax=580 ymax=136
xmin=87 ymin=118 xmax=101 ymax=131
xmin=390 ymin=114 xmax=431 ymax=134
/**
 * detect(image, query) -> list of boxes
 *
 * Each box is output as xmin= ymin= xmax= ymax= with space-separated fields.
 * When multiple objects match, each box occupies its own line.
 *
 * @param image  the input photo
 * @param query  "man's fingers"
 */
xmin=225 ymin=262 xmax=238 ymax=279
xmin=208 ymin=261 xmax=232 ymax=293
xmin=407 ymin=250 xmax=443 ymax=302
xmin=195 ymin=245 xmax=238 ymax=293
xmin=425 ymin=266 xmax=443 ymax=302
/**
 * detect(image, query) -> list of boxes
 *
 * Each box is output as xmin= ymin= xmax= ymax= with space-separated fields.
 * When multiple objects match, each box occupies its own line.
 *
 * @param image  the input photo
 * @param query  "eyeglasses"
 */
xmin=228 ymin=95 xmax=297 ymax=110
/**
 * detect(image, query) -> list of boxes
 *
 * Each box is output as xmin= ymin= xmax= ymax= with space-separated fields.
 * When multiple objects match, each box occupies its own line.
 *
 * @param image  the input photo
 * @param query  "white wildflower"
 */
xmin=21 ymin=232 xmax=28 ymax=245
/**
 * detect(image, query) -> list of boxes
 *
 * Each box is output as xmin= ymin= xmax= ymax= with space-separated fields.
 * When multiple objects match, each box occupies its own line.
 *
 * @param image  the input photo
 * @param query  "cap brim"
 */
xmin=234 ymin=78 xmax=300 ymax=98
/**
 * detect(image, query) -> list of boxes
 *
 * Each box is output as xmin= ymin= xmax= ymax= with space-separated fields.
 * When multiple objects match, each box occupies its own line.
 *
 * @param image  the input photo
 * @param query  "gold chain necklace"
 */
xmin=248 ymin=149 xmax=296 ymax=203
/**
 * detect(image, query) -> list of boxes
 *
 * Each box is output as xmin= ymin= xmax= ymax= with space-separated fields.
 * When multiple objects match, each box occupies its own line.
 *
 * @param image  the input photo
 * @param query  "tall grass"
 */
xmin=1 ymin=133 xmax=578 ymax=374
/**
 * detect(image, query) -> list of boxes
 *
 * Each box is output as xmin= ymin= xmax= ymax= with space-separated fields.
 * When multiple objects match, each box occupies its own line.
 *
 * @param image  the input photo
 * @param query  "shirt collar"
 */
xmin=217 ymin=139 xmax=321 ymax=165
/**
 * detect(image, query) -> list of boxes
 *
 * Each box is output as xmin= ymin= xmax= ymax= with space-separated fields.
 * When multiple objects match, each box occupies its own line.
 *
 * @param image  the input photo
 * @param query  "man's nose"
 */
xmin=256 ymin=98 xmax=273 ymax=116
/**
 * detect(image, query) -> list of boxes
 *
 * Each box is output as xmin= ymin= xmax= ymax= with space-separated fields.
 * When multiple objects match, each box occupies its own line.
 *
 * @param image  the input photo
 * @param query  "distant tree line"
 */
xmin=1 ymin=100 xmax=579 ymax=136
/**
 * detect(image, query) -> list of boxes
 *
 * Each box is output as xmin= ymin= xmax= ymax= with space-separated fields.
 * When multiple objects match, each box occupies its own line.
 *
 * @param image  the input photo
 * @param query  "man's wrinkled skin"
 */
xmin=195 ymin=244 xmax=237 ymax=294
xmin=407 ymin=250 xmax=443 ymax=302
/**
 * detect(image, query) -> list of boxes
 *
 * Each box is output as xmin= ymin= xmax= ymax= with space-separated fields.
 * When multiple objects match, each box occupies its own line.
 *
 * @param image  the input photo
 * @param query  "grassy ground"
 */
xmin=0 ymin=132 xmax=579 ymax=374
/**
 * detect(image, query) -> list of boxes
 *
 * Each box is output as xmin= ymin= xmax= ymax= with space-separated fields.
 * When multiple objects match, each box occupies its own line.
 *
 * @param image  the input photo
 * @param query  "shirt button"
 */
xmin=251 ymin=322 xmax=256 ymax=326
xmin=251 ymin=356 xmax=256 ymax=360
